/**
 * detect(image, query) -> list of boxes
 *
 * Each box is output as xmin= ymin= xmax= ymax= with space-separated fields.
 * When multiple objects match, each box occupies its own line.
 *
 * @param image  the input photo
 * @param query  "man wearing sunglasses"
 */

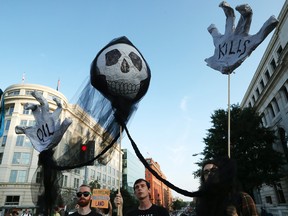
xmin=70 ymin=184 xmax=102 ymax=216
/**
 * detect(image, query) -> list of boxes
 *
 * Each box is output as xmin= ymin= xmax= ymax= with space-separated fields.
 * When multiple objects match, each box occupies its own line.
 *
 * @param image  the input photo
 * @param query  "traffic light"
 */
xmin=80 ymin=141 xmax=95 ymax=166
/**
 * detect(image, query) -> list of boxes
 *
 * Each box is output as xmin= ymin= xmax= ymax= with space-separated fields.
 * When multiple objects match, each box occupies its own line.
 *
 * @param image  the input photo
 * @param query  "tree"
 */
xmin=196 ymin=104 xmax=285 ymax=193
xmin=89 ymin=179 xmax=101 ymax=190
xmin=171 ymin=199 xmax=187 ymax=211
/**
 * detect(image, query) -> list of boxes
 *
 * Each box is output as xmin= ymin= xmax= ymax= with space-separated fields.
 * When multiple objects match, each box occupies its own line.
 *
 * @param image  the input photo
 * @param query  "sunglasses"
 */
xmin=76 ymin=191 xmax=91 ymax=198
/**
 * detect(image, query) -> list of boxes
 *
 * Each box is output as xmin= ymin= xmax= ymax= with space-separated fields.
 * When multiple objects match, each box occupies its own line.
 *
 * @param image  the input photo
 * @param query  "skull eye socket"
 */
xmin=105 ymin=49 xmax=121 ymax=66
xmin=129 ymin=52 xmax=142 ymax=71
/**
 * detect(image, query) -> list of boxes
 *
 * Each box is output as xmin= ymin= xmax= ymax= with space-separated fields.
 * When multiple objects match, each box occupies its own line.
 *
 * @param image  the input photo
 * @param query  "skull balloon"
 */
xmin=91 ymin=36 xmax=151 ymax=103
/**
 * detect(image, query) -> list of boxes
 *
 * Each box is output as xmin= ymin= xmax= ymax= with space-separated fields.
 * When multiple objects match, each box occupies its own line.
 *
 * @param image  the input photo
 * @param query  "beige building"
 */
xmin=0 ymin=83 xmax=122 ymax=215
xmin=241 ymin=0 xmax=288 ymax=214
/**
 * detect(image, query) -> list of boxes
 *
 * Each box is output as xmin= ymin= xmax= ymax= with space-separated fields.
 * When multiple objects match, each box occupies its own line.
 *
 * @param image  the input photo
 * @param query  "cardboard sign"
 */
xmin=91 ymin=189 xmax=110 ymax=208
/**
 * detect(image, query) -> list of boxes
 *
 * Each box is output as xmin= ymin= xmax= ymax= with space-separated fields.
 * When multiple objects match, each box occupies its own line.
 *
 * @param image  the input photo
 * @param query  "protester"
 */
xmin=70 ymin=184 xmax=102 ymax=216
xmin=195 ymin=157 xmax=259 ymax=216
xmin=114 ymin=178 xmax=169 ymax=216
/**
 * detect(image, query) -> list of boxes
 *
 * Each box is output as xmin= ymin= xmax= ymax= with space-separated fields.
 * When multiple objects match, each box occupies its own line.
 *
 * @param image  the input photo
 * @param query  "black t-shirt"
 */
xmin=69 ymin=209 xmax=102 ymax=216
xmin=126 ymin=204 xmax=169 ymax=216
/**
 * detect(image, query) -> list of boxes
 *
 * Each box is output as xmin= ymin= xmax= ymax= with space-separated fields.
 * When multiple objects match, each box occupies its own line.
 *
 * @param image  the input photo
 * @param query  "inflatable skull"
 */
xmin=91 ymin=36 xmax=151 ymax=103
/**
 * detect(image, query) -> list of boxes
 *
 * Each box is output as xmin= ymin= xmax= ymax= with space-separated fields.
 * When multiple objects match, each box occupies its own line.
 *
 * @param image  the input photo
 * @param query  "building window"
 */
xmin=265 ymin=70 xmax=271 ymax=82
xmin=0 ymin=152 xmax=3 ymax=164
xmin=25 ymin=90 xmax=34 ymax=96
xmin=97 ymin=172 xmax=101 ymax=182
xmin=261 ymin=115 xmax=267 ymax=127
xmin=74 ymin=178 xmax=79 ymax=188
xmin=275 ymin=183 xmax=286 ymax=203
xmin=255 ymin=88 xmax=260 ymax=97
xmin=268 ymin=104 xmax=275 ymax=118
xmin=260 ymin=79 xmax=265 ymax=90
xmin=20 ymin=120 xmax=28 ymax=126
xmin=91 ymin=170 xmax=95 ymax=179
xmin=2 ymin=135 xmax=7 ymax=146
xmin=63 ymin=175 xmax=68 ymax=187
xmin=252 ymin=95 xmax=256 ymax=103
xmin=9 ymin=170 xmax=27 ymax=183
xmin=7 ymin=90 xmax=20 ymax=96
xmin=5 ymin=120 xmax=11 ymax=130
xmin=108 ymin=176 xmax=111 ymax=185
xmin=5 ymin=196 xmax=20 ymax=205
xmin=5 ymin=104 xmax=14 ymax=116
xmin=270 ymin=58 xmax=277 ymax=71
xmin=272 ymin=98 xmax=280 ymax=113
xmin=12 ymin=152 xmax=31 ymax=165
xmin=22 ymin=105 xmax=32 ymax=115
xmin=277 ymin=45 xmax=283 ymax=58
xmin=281 ymin=86 xmax=288 ymax=103
xmin=16 ymin=135 xmax=32 ymax=147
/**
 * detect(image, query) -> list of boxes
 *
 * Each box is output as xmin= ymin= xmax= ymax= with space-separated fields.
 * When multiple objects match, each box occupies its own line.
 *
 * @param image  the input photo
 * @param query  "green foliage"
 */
xmin=196 ymin=104 xmax=285 ymax=192
xmin=171 ymin=199 xmax=187 ymax=210
xmin=89 ymin=180 xmax=101 ymax=190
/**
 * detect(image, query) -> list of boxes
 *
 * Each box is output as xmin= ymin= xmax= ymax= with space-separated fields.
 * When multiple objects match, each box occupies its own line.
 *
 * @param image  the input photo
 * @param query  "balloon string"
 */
xmin=117 ymin=125 xmax=122 ymax=216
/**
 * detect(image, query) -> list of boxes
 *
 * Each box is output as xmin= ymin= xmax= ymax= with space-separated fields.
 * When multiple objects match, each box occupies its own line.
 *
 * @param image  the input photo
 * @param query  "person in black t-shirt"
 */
xmin=70 ymin=184 xmax=102 ymax=216
xmin=114 ymin=178 xmax=169 ymax=216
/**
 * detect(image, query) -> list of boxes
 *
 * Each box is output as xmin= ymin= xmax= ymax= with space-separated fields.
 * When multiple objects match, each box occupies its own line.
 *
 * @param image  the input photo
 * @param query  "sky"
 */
xmin=0 ymin=0 xmax=285 ymax=201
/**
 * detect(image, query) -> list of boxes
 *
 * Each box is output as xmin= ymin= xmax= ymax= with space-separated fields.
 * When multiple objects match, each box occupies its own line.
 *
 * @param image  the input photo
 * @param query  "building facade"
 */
xmin=122 ymin=149 xmax=145 ymax=195
xmin=241 ymin=1 xmax=288 ymax=214
xmin=0 ymin=83 xmax=122 ymax=215
xmin=145 ymin=158 xmax=172 ymax=210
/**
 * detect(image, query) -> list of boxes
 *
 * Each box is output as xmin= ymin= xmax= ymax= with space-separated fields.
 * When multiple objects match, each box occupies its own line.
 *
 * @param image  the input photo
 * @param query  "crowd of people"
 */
xmin=2 ymin=157 xmax=264 ymax=216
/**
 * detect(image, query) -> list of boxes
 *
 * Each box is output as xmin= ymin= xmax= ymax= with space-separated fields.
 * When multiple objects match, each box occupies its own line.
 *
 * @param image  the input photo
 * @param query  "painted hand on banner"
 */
xmin=15 ymin=91 xmax=72 ymax=152
xmin=205 ymin=1 xmax=278 ymax=74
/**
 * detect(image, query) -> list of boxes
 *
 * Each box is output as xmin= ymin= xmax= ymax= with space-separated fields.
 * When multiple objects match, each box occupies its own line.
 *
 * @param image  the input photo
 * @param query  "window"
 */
xmin=7 ymin=90 xmax=20 ymax=96
xmin=9 ymin=170 xmax=27 ymax=183
xmin=270 ymin=58 xmax=277 ymax=70
xmin=22 ymin=104 xmax=32 ymax=115
xmin=268 ymin=104 xmax=275 ymax=118
xmin=74 ymin=168 xmax=80 ymax=174
xmin=260 ymin=79 xmax=265 ymax=90
xmin=275 ymin=183 xmax=286 ymax=203
xmin=5 ymin=104 xmax=14 ymax=116
xmin=16 ymin=135 xmax=32 ymax=147
xmin=5 ymin=196 xmax=20 ymax=205
xmin=73 ymin=178 xmax=79 ymax=188
xmin=12 ymin=152 xmax=31 ymax=165
xmin=277 ymin=45 xmax=283 ymax=58
xmin=63 ymin=175 xmax=68 ymax=187
xmin=5 ymin=120 xmax=11 ymax=130
xmin=255 ymin=88 xmax=260 ymax=97
xmin=272 ymin=98 xmax=280 ymax=113
xmin=281 ymin=86 xmax=288 ymax=103
xmin=91 ymin=170 xmax=95 ymax=179
xmin=265 ymin=70 xmax=271 ymax=81
xmin=97 ymin=172 xmax=101 ymax=182
xmin=25 ymin=90 xmax=34 ymax=96
xmin=20 ymin=120 xmax=28 ymax=126
xmin=252 ymin=95 xmax=256 ymax=103
xmin=2 ymin=135 xmax=7 ymax=146
xmin=108 ymin=176 xmax=111 ymax=185
xmin=27 ymin=120 xmax=36 ymax=127
xmin=261 ymin=115 xmax=267 ymax=127
xmin=0 ymin=152 xmax=3 ymax=164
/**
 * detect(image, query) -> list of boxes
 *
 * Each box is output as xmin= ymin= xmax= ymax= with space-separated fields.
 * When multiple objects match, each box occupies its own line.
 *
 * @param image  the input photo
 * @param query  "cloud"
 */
xmin=180 ymin=96 xmax=189 ymax=112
